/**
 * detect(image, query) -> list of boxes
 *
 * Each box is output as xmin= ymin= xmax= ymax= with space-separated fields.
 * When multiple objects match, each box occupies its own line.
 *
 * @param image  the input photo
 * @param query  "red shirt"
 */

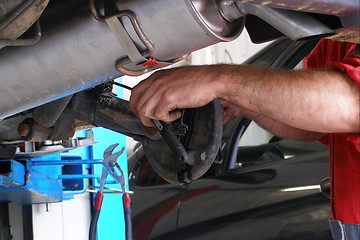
xmin=306 ymin=39 xmax=360 ymax=224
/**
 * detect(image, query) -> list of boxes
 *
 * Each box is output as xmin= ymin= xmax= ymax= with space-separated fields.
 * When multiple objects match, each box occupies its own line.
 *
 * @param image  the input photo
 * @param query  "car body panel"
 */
xmin=129 ymin=147 xmax=185 ymax=239
xmin=127 ymin=38 xmax=333 ymax=239
xmin=177 ymin=152 xmax=330 ymax=239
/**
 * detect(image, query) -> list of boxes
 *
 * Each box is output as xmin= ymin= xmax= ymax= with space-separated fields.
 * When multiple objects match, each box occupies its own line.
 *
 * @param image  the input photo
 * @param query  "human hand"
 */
xmin=129 ymin=65 xmax=226 ymax=127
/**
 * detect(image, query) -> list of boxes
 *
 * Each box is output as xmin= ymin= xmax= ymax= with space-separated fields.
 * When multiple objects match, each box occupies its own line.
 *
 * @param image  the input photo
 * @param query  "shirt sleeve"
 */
xmin=305 ymin=40 xmax=359 ymax=84
xmin=331 ymin=57 xmax=360 ymax=87
xmin=306 ymin=40 xmax=360 ymax=147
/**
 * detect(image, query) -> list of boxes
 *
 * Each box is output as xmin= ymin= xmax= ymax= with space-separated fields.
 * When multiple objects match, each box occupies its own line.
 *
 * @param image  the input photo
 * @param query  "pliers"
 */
xmin=89 ymin=143 xmax=132 ymax=240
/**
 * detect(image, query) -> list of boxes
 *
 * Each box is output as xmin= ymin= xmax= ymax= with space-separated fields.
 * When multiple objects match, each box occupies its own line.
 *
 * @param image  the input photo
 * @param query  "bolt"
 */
xmin=108 ymin=161 xmax=116 ymax=168
xmin=25 ymin=173 xmax=31 ymax=181
xmin=200 ymin=152 xmax=206 ymax=161
xmin=18 ymin=123 xmax=30 ymax=137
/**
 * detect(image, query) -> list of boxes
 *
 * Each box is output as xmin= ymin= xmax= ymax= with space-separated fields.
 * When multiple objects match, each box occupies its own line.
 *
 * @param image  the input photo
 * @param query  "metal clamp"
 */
xmin=89 ymin=0 xmax=188 ymax=76
xmin=107 ymin=11 xmax=153 ymax=64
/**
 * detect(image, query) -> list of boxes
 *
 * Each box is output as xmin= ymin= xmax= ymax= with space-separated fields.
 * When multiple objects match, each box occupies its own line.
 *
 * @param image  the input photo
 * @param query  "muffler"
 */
xmin=101 ymin=0 xmax=245 ymax=75
xmin=0 ymin=0 xmax=244 ymax=120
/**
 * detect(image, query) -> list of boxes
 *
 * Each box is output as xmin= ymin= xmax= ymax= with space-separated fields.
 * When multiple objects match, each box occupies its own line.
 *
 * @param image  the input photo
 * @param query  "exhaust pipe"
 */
xmin=0 ymin=1 xmax=122 ymax=120
xmin=0 ymin=0 xmax=244 ymax=120
xmin=219 ymin=2 xmax=334 ymax=41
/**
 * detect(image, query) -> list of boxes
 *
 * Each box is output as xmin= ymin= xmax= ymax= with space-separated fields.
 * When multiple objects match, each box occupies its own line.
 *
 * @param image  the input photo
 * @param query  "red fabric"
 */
xmin=306 ymin=39 xmax=360 ymax=224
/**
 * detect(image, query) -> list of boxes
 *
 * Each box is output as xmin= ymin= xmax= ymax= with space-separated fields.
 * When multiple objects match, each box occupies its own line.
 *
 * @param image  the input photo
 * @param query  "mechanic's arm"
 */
xmin=221 ymin=100 xmax=327 ymax=142
xmin=220 ymin=65 xmax=359 ymax=133
xmin=130 ymin=64 xmax=359 ymax=133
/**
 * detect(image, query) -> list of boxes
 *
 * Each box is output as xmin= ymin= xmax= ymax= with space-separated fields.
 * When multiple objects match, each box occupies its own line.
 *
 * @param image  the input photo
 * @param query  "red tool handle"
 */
xmin=89 ymin=191 xmax=104 ymax=240
xmin=94 ymin=191 xmax=104 ymax=210
xmin=122 ymin=192 xmax=131 ymax=208
xmin=123 ymin=193 xmax=133 ymax=240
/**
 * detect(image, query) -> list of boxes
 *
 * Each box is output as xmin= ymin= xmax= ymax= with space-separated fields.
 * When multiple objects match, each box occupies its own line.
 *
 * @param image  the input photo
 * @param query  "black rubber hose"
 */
xmin=89 ymin=208 xmax=101 ymax=240
xmin=152 ymin=120 xmax=189 ymax=164
xmin=124 ymin=208 xmax=132 ymax=240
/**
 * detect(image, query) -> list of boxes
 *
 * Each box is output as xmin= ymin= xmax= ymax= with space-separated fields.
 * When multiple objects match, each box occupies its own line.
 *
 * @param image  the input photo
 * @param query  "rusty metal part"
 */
xmin=0 ymin=19 xmax=41 ymax=46
xmin=89 ymin=0 xmax=106 ymax=22
xmin=94 ymin=96 xmax=159 ymax=141
xmin=230 ymin=0 xmax=359 ymax=16
xmin=228 ymin=0 xmax=360 ymax=43
xmin=18 ymin=122 xmax=31 ymax=137
xmin=0 ymin=112 xmax=31 ymax=142
xmin=221 ymin=2 xmax=334 ymax=41
xmin=0 ymin=0 xmax=33 ymax=32
xmin=26 ymin=85 xmax=159 ymax=142
xmin=18 ymin=118 xmax=53 ymax=142
xmin=0 ymin=0 xmax=49 ymax=49
xmin=326 ymin=31 xmax=360 ymax=44
xmin=142 ymin=99 xmax=223 ymax=184
xmin=32 ymin=95 xmax=73 ymax=128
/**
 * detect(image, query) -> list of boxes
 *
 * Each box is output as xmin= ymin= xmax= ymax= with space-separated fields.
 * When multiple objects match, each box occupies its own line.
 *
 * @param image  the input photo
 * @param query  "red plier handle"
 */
xmin=123 ymin=192 xmax=132 ymax=240
xmin=89 ymin=167 xmax=107 ymax=240
xmin=89 ymin=191 xmax=104 ymax=240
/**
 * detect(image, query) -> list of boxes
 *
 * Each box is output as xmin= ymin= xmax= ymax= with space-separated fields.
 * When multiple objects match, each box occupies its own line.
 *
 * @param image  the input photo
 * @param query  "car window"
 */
xmin=234 ymin=121 xmax=328 ymax=168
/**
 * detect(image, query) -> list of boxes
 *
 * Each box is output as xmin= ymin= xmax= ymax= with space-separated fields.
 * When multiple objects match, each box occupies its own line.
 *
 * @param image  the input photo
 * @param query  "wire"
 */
xmin=87 ymin=186 xmax=134 ymax=194
xmin=89 ymin=205 xmax=100 ymax=240
xmin=112 ymin=82 xmax=133 ymax=91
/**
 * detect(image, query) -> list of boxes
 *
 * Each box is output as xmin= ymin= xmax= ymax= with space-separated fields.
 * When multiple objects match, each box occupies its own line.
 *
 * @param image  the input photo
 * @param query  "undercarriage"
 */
xmin=0 ymin=0 xmax=359 ymax=183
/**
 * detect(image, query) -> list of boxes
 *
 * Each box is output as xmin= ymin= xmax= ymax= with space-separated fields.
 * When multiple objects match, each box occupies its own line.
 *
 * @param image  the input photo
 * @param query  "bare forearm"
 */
xmin=217 ymin=65 xmax=360 ymax=133
xmin=130 ymin=64 xmax=359 ymax=134
xmin=240 ymin=107 xmax=327 ymax=141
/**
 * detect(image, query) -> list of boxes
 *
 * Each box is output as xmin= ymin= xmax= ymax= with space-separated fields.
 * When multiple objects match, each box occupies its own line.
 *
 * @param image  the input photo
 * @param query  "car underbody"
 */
xmin=0 ymin=0 xmax=359 ymax=183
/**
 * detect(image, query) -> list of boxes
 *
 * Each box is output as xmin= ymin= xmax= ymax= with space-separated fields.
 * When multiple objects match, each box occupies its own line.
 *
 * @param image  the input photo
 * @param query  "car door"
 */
xmin=128 ymin=147 xmax=185 ymax=240
xmin=177 ymin=120 xmax=331 ymax=239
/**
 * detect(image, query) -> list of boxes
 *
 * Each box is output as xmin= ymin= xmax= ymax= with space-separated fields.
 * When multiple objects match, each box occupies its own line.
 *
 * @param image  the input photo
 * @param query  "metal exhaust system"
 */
xmin=0 ymin=0 xmax=244 ymax=120
xmin=0 ymin=0 xmax=333 ymax=121
xmin=218 ymin=2 xmax=334 ymax=41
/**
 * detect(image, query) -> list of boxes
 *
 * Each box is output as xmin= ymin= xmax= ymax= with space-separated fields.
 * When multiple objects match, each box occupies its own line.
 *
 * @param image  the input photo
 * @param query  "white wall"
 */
xmin=32 ymin=193 xmax=91 ymax=240
xmin=190 ymin=30 xmax=269 ymax=65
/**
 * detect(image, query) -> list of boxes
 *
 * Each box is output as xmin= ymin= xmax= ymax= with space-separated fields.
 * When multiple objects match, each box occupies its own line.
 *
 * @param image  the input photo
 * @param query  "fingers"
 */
xmin=136 ymin=86 xmax=182 ymax=126
xmin=129 ymin=71 xmax=161 ymax=116
xmin=130 ymin=70 xmax=178 ymax=126
xmin=129 ymin=66 xmax=219 ymax=126
xmin=154 ymin=92 xmax=181 ymax=122
xmin=137 ymin=84 xmax=166 ymax=118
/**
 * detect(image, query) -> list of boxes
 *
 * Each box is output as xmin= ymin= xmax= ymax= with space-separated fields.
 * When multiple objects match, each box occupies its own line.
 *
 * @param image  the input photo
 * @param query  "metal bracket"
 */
xmin=0 ymin=20 xmax=41 ymax=47
xmin=15 ymin=130 xmax=97 ymax=158
xmin=90 ymin=0 xmax=188 ymax=76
